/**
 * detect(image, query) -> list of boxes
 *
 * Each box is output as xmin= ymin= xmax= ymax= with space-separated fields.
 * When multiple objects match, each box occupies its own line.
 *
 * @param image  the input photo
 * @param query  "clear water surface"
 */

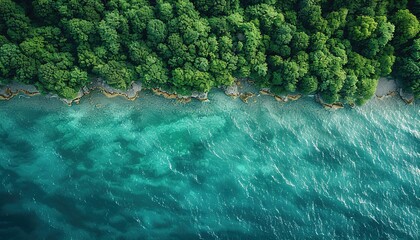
xmin=0 ymin=91 xmax=419 ymax=239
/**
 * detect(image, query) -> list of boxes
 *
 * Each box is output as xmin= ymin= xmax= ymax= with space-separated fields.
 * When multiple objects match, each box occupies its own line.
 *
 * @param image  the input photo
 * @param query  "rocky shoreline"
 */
xmin=0 ymin=77 xmax=416 ymax=108
xmin=375 ymin=77 xmax=415 ymax=104
xmin=59 ymin=80 xmax=143 ymax=105
xmin=223 ymin=80 xmax=302 ymax=104
xmin=310 ymin=78 xmax=416 ymax=109
xmin=0 ymin=83 xmax=40 ymax=100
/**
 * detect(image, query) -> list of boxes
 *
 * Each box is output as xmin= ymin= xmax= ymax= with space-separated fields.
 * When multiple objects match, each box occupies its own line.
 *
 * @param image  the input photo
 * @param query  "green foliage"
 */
xmin=393 ymin=38 xmax=420 ymax=98
xmin=340 ymin=71 xmax=358 ymax=104
xmin=348 ymin=16 xmax=378 ymax=41
xmin=94 ymin=61 xmax=136 ymax=90
xmin=157 ymin=1 xmax=173 ymax=22
xmin=299 ymin=75 xmax=318 ymax=94
xmin=67 ymin=18 xmax=96 ymax=43
xmin=291 ymin=32 xmax=309 ymax=52
xmin=126 ymin=5 xmax=154 ymax=34
xmin=390 ymin=9 xmax=420 ymax=46
xmin=136 ymin=55 xmax=168 ymax=87
xmin=147 ymin=19 xmax=167 ymax=44
xmin=0 ymin=0 xmax=31 ymax=42
xmin=194 ymin=0 xmax=239 ymax=16
xmin=0 ymin=43 xmax=37 ymax=83
xmin=0 ymin=0 xmax=417 ymax=102
xmin=38 ymin=63 xmax=88 ymax=99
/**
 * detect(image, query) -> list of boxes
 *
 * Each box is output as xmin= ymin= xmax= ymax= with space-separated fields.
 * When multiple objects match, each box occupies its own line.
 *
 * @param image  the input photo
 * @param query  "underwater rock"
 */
xmin=287 ymin=94 xmax=302 ymax=101
xmin=399 ymin=89 xmax=415 ymax=105
xmin=191 ymin=91 xmax=208 ymax=101
xmin=274 ymin=95 xmax=287 ymax=102
xmin=239 ymin=92 xmax=255 ymax=103
xmin=177 ymin=97 xmax=192 ymax=103
xmin=152 ymin=88 xmax=177 ymax=99
xmin=224 ymin=85 xmax=239 ymax=98
xmin=259 ymin=89 xmax=273 ymax=96
xmin=0 ymin=84 xmax=40 ymax=100
xmin=92 ymin=80 xmax=142 ymax=101
xmin=315 ymin=94 xmax=344 ymax=109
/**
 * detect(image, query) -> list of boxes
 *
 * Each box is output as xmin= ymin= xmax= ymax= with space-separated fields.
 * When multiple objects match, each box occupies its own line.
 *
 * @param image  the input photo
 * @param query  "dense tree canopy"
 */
xmin=0 ymin=0 xmax=418 ymax=103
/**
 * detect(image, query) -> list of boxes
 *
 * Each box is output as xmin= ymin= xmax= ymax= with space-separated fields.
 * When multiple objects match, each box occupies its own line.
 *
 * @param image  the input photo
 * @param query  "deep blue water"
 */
xmin=0 ymin=91 xmax=419 ymax=239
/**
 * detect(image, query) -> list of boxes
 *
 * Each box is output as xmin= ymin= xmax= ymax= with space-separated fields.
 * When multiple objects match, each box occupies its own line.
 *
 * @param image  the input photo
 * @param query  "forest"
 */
xmin=0 ymin=0 xmax=419 ymax=104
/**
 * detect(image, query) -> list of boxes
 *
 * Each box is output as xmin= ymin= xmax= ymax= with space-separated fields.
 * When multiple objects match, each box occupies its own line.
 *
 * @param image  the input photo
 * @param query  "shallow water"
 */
xmin=0 ymin=91 xmax=419 ymax=239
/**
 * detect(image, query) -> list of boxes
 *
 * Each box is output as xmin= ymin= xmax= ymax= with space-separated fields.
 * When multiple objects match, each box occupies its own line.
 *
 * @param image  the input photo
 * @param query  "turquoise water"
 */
xmin=0 ymin=91 xmax=419 ymax=239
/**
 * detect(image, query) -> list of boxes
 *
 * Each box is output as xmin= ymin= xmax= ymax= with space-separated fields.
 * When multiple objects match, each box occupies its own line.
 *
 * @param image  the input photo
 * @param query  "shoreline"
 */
xmin=374 ymin=77 xmax=415 ymax=104
xmin=0 ymin=78 xmax=416 ymax=108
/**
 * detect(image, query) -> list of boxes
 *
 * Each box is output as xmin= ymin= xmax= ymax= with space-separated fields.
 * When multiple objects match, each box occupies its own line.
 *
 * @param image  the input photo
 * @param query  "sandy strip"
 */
xmin=375 ymin=78 xmax=398 ymax=98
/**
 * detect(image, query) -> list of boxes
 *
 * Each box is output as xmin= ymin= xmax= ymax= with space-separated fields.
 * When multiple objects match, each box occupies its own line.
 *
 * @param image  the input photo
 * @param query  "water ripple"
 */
xmin=0 ymin=94 xmax=419 ymax=239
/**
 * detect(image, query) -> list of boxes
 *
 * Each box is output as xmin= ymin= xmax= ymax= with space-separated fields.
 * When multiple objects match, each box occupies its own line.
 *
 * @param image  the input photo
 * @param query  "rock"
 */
xmin=322 ymin=102 xmax=344 ymax=110
xmin=191 ymin=91 xmax=208 ymax=101
xmin=131 ymin=82 xmax=142 ymax=92
xmin=375 ymin=78 xmax=397 ymax=98
xmin=1 ymin=80 xmax=143 ymax=104
xmin=0 ymin=84 xmax=40 ymax=101
xmin=399 ymin=89 xmax=415 ymax=104
xmin=152 ymin=88 xmax=209 ymax=102
xmin=274 ymin=95 xmax=287 ymax=102
xmin=82 ymin=86 xmax=90 ymax=95
xmin=387 ymin=91 xmax=397 ymax=97
xmin=152 ymin=88 xmax=163 ymax=96
xmin=0 ymin=87 xmax=12 ymax=100
xmin=316 ymin=94 xmax=344 ymax=109
xmin=58 ymin=89 xmax=83 ymax=106
xmin=52 ymin=79 xmax=143 ymax=105
xmin=126 ymin=82 xmax=142 ymax=100
xmin=61 ymin=98 xmax=73 ymax=106
xmin=92 ymin=80 xmax=142 ymax=100
xmin=163 ymin=92 xmax=177 ymax=99
xmin=60 ymin=89 xmax=84 ymax=106
xmin=152 ymin=88 xmax=177 ymax=99
xmin=331 ymin=102 xmax=344 ymax=109
xmin=177 ymin=97 xmax=191 ymax=103
xmin=239 ymin=92 xmax=255 ymax=103
xmin=287 ymin=94 xmax=302 ymax=101
xmin=224 ymin=85 xmax=239 ymax=97
xmin=259 ymin=89 xmax=273 ymax=96
xmin=0 ymin=93 xmax=9 ymax=100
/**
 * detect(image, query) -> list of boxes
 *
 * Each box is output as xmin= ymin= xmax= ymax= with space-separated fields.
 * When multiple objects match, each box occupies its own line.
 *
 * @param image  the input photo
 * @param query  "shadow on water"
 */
xmin=293 ymin=189 xmax=413 ymax=239
xmin=0 ymin=166 xmax=138 ymax=238
xmin=5 ymin=109 xmax=43 ymax=130
xmin=0 ymin=211 xmax=38 ymax=234
xmin=257 ymin=130 xmax=275 ymax=145
xmin=0 ymin=167 xmax=63 ymax=239
xmin=172 ymin=142 xmax=207 ymax=173
xmin=0 ymin=134 xmax=35 ymax=165
xmin=41 ymin=194 xmax=125 ymax=237
xmin=0 ymin=96 xmax=418 ymax=239
xmin=55 ymin=137 xmax=96 ymax=169
xmin=113 ymin=136 xmax=146 ymax=165
xmin=170 ymin=230 xmax=256 ymax=240
xmin=0 ymin=127 xmax=8 ymax=139
xmin=303 ymin=146 xmax=347 ymax=168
